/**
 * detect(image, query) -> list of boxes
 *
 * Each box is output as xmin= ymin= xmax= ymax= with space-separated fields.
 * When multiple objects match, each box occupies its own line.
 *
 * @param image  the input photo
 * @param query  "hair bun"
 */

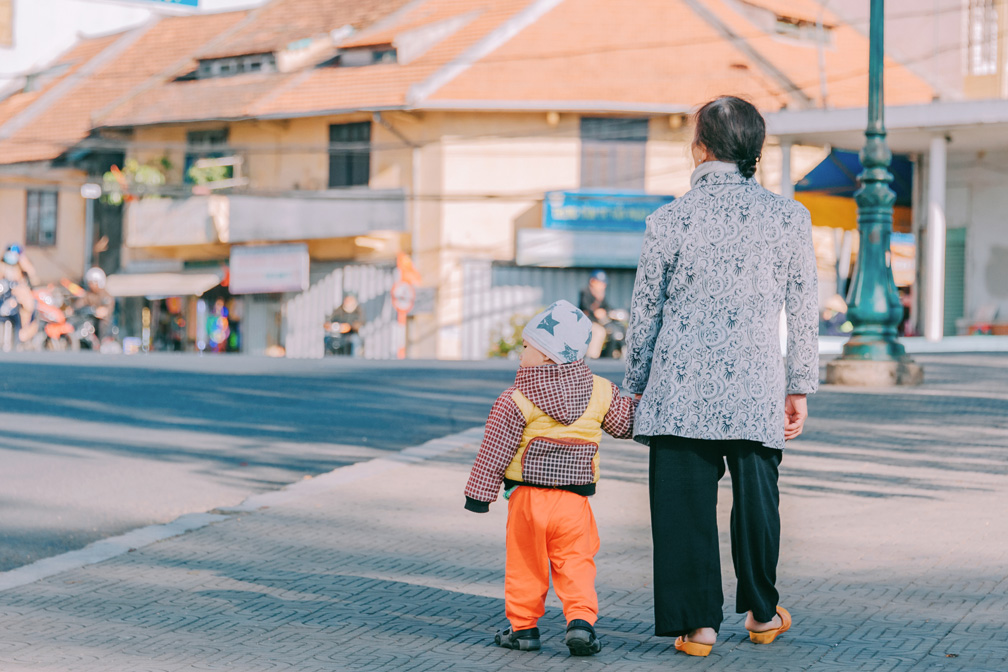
xmin=737 ymin=155 xmax=759 ymax=178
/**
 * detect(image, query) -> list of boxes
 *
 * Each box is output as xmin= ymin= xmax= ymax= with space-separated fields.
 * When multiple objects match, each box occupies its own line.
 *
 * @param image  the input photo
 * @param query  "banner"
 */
xmin=130 ymin=0 xmax=200 ymax=7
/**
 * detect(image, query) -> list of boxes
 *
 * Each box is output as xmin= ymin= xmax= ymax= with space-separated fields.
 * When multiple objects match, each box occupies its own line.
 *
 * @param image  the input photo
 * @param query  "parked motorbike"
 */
xmin=0 ymin=278 xmax=19 ymax=352
xmin=323 ymin=322 xmax=359 ymax=356
xmin=599 ymin=309 xmax=629 ymax=359
xmin=32 ymin=285 xmax=74 ymax=350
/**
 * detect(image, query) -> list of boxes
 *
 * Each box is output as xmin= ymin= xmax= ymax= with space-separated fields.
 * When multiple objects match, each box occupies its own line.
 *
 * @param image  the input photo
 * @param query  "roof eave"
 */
xmin=411 ymin=100 xmax=695 ymax=115
xmin=768 ymin=98 xmax=1008 ymax=138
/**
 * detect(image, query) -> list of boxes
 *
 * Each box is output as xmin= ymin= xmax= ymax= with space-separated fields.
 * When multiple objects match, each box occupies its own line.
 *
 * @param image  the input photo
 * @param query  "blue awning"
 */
xmin=795 ymin=148 xmax=913 ymax=207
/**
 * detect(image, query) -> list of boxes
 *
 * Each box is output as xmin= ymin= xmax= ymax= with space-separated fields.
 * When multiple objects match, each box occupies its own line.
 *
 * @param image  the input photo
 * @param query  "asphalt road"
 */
xmin=0 ymin=352 xmax=628 ymax=572
xmin=2 ymin=351 xmax=1005 ymax=575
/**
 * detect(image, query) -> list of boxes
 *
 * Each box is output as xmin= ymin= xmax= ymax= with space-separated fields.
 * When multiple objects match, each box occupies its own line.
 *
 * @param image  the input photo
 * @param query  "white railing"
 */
xmin=284 ymin=264 xmax=400 ymax=359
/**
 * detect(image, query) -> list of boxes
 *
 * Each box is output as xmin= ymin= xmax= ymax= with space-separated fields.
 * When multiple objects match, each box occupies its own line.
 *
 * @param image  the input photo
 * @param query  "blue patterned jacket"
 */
xmin=623 ymin=161 xmax=819 ymax=450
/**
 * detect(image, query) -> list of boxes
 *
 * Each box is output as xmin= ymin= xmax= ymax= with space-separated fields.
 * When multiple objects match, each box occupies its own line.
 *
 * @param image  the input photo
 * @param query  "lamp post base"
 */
xmin=825 ymin=358 xmax=923 ymax=386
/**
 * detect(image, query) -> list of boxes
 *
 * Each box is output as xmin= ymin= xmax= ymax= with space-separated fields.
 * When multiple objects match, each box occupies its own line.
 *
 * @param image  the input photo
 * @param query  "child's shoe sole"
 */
xmin=565 ymin=620 xmax=602 ymax=656
xmin=495 ymin=626 xmax=541 ymax=651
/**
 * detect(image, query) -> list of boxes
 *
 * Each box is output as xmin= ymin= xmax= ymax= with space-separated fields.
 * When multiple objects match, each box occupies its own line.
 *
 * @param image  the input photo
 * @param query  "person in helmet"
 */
xmin=579 ymin=270 xmax=611 ymax=359
xmin=1 ymin=244 xmax=38 ymax=344
xmin=75 ymin=267 xmax=115 ymax=342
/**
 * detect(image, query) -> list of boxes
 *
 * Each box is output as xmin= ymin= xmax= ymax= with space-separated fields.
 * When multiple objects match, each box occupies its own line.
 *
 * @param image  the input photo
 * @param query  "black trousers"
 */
xmin=649 ymin=435 xmax=782 ymax=637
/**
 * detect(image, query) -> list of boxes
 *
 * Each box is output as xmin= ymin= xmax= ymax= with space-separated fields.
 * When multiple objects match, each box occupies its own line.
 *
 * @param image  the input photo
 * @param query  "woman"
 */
xmin=623 ymin=96 xmax=819 ymax=657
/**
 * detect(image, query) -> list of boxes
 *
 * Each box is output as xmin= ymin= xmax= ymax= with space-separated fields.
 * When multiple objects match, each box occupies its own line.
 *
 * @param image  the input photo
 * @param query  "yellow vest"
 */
xmin=503 ymin=375 xmax=612 ymax=488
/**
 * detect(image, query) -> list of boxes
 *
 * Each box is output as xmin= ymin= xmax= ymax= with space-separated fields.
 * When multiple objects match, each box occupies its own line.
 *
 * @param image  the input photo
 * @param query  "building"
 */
xmin=0 ymin=0 xmax=944 ymax=358
xmin=773 ymin=0 xmax=1008 ymax=340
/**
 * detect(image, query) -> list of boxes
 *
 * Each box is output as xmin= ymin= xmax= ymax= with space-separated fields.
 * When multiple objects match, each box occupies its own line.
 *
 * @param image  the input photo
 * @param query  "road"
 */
xmin=0 ymin=352 xmax=627 ymax=571
xmin=0 ymin=351 xmax=1005 ymax=670
xmin=2 ymin=351 xmax=1005 ymax=576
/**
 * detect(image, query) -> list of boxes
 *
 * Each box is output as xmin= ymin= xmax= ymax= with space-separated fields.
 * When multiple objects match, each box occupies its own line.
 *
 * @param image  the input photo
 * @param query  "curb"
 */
xmin=0 ymin=426 xmax=484 ymax=593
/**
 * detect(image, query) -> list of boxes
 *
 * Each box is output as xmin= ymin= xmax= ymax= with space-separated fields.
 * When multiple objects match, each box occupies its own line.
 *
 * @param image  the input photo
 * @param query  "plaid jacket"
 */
xmin=464 ymin=361 xmax=637 ymax=512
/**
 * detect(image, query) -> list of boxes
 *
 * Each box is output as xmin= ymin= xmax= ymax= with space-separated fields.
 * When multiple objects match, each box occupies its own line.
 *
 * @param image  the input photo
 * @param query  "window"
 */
xmin=328 ymin=122 xmax=371 ymax=188
xmin=196 ymin=53 xmax=276 ymax=79
xmin=336 ymin=47 xmax=398 ymax=68
xmin=969 ymin=0 xmax=999 ymax=76
xmin=185 ymin=129 xmax=231 ymax=184
xmin=580 ymin=117 xmax=649 ymax=190
xmin=26 ymin=191 xmax=57 ymax=247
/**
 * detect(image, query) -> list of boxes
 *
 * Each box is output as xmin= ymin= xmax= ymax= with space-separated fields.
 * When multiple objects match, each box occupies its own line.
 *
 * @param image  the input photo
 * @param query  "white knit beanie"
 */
xmin=522 ymin=299 xmax=592 ymax=364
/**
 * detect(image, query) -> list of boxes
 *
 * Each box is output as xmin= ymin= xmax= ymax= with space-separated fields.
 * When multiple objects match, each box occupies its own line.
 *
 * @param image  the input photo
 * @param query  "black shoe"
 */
xmin=495 ymin=626 xmax=541 ymax=651
xmin=565 ymin=619 xmax=602 ymax=656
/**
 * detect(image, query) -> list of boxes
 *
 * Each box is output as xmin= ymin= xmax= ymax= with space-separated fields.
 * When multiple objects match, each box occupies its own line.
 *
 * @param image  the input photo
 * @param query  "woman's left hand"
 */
xmin=784 ymin=394 xmax=807 ymax=440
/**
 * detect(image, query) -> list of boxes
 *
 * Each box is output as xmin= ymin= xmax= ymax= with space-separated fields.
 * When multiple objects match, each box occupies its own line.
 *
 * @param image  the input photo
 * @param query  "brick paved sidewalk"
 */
xmin=0 ymin=353 xmax=1005 ymax=671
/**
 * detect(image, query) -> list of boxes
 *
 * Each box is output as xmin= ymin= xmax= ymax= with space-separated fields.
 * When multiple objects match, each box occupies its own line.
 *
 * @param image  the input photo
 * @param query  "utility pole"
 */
xmin=826 ymin=0 xmax=922 ymax=386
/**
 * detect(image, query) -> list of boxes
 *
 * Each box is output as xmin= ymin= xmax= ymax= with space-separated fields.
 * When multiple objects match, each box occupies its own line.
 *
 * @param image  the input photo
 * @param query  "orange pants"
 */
xmin=505 ymin=486 xmax=600 ymax=630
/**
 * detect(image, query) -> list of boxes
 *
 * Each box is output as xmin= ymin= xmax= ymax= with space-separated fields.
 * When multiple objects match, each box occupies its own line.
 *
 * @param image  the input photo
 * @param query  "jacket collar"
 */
xmin=690 ymin=160 xmax=748 ymax=189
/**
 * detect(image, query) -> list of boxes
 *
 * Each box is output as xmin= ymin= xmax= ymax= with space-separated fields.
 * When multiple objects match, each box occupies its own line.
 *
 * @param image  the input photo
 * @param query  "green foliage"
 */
xmin=101 ymin=157 xmax=171 ymax=206
xmin=488 ymin=312 xmax=533 ymax=359
xmin=186 ymin=162 xmax=231 ymax=185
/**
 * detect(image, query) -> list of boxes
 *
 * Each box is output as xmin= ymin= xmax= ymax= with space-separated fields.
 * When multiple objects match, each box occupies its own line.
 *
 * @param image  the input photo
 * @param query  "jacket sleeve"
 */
xmin=463 ymin=389 xmax=526 ymax=510
xmin=623 ymin=210 xmax=673 ymax=394
xmin=785 ymin=206 xmax=820 ymax=395
xmin=601 ymin=382 xmax=637 ymax=439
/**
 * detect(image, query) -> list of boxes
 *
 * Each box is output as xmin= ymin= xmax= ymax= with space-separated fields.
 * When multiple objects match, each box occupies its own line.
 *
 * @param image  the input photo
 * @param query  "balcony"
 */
xmin=124 ymin=189 xmax=407 ymax=248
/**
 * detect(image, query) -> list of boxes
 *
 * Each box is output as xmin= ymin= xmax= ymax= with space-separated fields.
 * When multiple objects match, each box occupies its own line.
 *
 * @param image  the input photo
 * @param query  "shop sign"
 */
xmin=127 ymin=0 xmax=199 ymax=7
xmin=516 ymin=229 xmax=645 ymax=268
xmin=228 ymin=243 xmax=309 ymax=295
xmin=890 ymin=233 xmax=916 ymax=288
xmin=542 ymin=190 xmax=674 ymax=232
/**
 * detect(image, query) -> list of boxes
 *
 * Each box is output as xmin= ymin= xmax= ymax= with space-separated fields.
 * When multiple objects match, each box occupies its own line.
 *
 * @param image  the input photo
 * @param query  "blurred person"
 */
xmin=324 ymin=293 xmax=364 ymax=356
xmin=75 ymin=267 xmax=115 ymax=343
xmin=578 ymin=269 xmax=611 ymax=359
xmin=2 ymin=244 xmax=38 ymax=344
xmin=623 ymin=96 xmax=818 ymax=657
xmin=463 ymin=300 xmax=637 ymax=656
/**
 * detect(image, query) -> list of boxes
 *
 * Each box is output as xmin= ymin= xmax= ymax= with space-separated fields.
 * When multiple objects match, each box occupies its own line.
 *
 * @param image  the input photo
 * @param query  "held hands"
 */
xmin=784 ymin=394 xmax=808 ymax=441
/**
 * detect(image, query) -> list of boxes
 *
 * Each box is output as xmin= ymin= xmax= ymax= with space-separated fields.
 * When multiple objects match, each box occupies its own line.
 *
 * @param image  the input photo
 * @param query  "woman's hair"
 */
xmin=692 ymin=96 xmax=766 ymax=179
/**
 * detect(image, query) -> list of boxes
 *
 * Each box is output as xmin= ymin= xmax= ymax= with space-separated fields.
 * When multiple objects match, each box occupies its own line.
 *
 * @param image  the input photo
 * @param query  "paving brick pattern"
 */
xmin=0 ymin=353 xmax=1005 ymax=671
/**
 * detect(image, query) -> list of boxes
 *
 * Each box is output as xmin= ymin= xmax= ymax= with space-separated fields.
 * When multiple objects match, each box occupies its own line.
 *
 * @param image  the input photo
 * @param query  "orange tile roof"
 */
xmin=0 ymin=10 xmax=249 ymax=164
xmin=251 ymin=0 xmax=530 ymax=118
xmin=0 ymin=0 xmax=939 ymax=156
xmin=200 ymin=0 xmax=415 ymax=59
xmin=339 ymin=0 xmax=479 ymax=49
xmin=423 ymin=0 xmax=935 ymax=112
xmin=699 ymin=0 xmax=934 ymax=109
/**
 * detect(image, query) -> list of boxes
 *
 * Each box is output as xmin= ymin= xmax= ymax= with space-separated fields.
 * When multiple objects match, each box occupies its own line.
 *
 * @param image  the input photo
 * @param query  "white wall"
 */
xmin=945 ymin=150 xmax=1008 ymax=324
xmin=0 ymin=0 xmax=267 ymax=91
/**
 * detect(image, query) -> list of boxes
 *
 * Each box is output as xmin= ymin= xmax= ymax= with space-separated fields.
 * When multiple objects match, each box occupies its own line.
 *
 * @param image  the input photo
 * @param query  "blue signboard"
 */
xmin=542 ymin=190 xmax=674 ymax=232
xmin=131 ymin=0 xmax=200 ymax=7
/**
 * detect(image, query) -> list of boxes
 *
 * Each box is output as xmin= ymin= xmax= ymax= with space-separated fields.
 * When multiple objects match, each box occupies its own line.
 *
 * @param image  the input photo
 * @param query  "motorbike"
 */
xmin=32 ymin=285 xmax=75 ymax=350
xmin=599 ymin=309 xmax=629 ymax=359
xmin=0 ymin=278 xmax=19 ymax=352
xmin=66 ymin=305 xmax=108 ymax=351
xmin=323 ymin=322 xmax=360 ymax=356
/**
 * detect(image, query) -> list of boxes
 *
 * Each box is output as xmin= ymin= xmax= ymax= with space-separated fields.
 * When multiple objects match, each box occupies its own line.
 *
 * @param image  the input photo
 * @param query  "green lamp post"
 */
xmin=825 ymin=0 xmax=922 ymax=386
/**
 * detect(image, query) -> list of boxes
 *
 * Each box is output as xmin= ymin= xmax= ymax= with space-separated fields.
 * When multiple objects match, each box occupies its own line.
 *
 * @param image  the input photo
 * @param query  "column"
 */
xmin=780 ymin=140 xmax=794 ymax=198
xmin=924 ymin=135 xmax=947 ymax=341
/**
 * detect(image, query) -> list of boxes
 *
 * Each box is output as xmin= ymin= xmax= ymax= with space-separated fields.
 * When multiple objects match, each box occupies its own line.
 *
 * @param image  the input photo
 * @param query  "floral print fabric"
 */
xmin=623 ymin=161 xmax=819 ymax=450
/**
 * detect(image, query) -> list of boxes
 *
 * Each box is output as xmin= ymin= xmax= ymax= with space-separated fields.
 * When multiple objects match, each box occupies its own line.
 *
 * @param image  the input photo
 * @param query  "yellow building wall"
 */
xmin=131 ymin=126 xmax=187 ymax=183
xmin=0 ymin=173 xmax=86 ymax=284
xmin=124 ymin=111 xmax=840 ymax=360
xmin=431 ymin=112 xmax=580 ymax=358
xmin=645 ymin=116 xmax=693 ymax=196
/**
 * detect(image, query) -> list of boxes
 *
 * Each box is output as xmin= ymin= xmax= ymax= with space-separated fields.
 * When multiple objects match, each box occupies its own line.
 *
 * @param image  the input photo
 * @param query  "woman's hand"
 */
xmin=784 ymin=394 xmax=807 ymax=440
